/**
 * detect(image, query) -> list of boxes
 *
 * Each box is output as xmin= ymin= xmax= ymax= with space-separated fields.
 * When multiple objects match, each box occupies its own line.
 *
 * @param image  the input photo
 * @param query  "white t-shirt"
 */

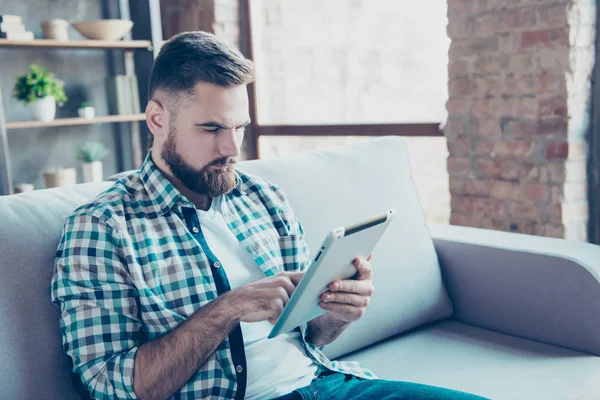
xmin=196 ymin=196 xmax=318 ymax=400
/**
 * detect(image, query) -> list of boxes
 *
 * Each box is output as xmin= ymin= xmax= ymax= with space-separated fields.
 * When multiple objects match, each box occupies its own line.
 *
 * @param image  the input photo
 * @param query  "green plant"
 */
xmin=12 ymin=64 xmax=68 ymax=105
xmin=79 ymin=101 xmax=92 ymax=108
xmin=76 ymin=141 xmax=109 ymax=163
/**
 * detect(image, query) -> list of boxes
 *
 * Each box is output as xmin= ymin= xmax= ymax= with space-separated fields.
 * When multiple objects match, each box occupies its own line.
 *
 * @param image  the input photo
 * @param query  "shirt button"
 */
xmin=236 ymin=365 xmax=243 ymax=373
xmin=213 ymin=261 xmax=221 ymax=268
xmin=192 ymin=227 xmax=199 ymax=233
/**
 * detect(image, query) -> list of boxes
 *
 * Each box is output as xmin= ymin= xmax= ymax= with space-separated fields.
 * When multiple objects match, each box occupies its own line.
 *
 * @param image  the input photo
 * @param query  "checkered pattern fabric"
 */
xmin=51 ymin=153 xmax=374 ymax=400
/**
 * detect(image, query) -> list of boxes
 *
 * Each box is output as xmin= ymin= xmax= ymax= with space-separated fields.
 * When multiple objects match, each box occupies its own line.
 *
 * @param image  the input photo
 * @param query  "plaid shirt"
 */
xmin=51 ymin=153 xmax=374 ymax=400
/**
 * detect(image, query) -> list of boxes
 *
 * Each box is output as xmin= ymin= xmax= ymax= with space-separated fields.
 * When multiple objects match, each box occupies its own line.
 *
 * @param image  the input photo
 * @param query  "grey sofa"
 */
xmin=1 ymin=137 xmax=599 ymax=400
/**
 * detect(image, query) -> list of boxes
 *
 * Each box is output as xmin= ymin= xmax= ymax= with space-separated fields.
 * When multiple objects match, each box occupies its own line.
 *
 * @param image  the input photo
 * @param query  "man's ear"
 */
xmin=145 ymin=99 xmax=167 ymax=139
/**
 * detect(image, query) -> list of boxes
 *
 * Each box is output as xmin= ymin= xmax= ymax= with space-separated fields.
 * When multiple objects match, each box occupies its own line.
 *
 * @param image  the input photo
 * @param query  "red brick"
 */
xmin=472 ymin=54 xmax=510 ymax=74
xmin=452 ymin=196 xmax=507 ymax=216
xmin=464 ymin=178 xmax=494 ymax=196
xmin=547 ymin=162 xmax=566 ymax=183
xmin=501 ymin=117 xmax=567 ymax=138
xmin=449 ymin=77 xmax=477 ymax=97
xmin=509 ymin=53 xmax=535 ymax=73
xmin=449 ymin=177 xmax=464 ymax=194
xmin=475 ymin=158 xmax=520 ymax=180
xmin=513 ymin=96 xmax=538 ymax=119
xmin=519 ymin=162 xmax=542 ymax=182
xmin=448 ymin=60 xmax=470 ymax=79
xmin=498 ymin=32 xmax=521 ymax=53
xmin=480 ymin=217 xmax=508 ymax=231
xmin=522 ymin=182 xmax=550 ymax=201
xmin=492 ymin=139 xmax=534 ymax=158
xmin=473 ymin=138 xmax=496 ymax=156
xmin=450 ymin=212 xmax=477 ymax=227
xmin=538 ymin=95 xmax=567 ymax=117
xmin=537 ymin=118 xmax=568 ymax=137
xmin=447 ymin=157 xmax=471 ymax=176
xmin=490 ymin=180 xmax=520 ymax=200
xmin=447 ymin=98 xmax=472 ymax=116
xmin=545 ymin=224 xmax=565 ymax=238
xmin=472 ymin=8 xmax=536 ymax=36
xmin=472 ymin=118 xmax=502 ymax=138
xmin=520 ymin=28 xmax=569 ymax=50
xmin=551 ymin=185 xmax=564 ymax=204
xmin=448 ymin=0 xmax=478 ymax=18
xmin=472 ymin=98 xmax=500 ymax=119
xmin=546 ymin=142 xmax=569 ymax=160
xmin=474 ymin=75 xmax=503 ymax=98
xmin=447 ymin=137 xmax=472 ymax=157
xmin=447 ymin=17 xmax=473 ymax=39
xmin=537 ymin=4 xmax=568 ymax=29
xmin=449 ymin=36 xmax=499 ymax=59
xmin=549 ymin=204 xmax=563 ymax=224
xmin=444 ymin=118 xmax=469 ymax=139
xmin=507 ymin=200 xmax=540 ymax=221
xmin=504 ymin=73 xmax=562 ymax=96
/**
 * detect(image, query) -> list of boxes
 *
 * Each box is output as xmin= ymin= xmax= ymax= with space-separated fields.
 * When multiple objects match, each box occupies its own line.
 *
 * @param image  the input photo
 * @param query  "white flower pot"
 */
xmin=43 ymin=168 xmax=77 ymax=188
xmin=82 ymin=161 xmax=103 ymax=183
xmin=30 ymin=96 xmax=56 ymax=122
xmin=78 ymin=106 xmax=96 ymax=118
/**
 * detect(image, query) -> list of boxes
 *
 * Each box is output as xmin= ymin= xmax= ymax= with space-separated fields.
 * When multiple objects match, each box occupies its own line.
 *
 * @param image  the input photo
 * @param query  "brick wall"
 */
xmin=446 ymin=0 xmax=596 ymax=240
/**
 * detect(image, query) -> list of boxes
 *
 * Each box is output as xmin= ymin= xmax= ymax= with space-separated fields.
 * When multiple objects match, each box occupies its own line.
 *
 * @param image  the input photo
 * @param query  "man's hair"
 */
xmin=148 ymin=31 xmax=255 ymax=102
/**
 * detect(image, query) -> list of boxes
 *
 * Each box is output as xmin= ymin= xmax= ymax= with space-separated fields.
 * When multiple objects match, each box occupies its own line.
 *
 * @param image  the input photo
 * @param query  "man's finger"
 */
xmin=329 ymin=279 xmax=374 ymax=296
xmin=319 ymin=302 xmax=365 ymax=320
xmin=353 ymin=258 xmax=373 ymax=280
xmin=321 ymin=292 xmax=370 ymax=308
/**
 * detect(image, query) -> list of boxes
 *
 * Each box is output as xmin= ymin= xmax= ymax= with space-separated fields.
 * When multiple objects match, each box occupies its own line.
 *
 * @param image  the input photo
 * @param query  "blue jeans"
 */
xmin=274 ymin=371 xmax=489 ymax=400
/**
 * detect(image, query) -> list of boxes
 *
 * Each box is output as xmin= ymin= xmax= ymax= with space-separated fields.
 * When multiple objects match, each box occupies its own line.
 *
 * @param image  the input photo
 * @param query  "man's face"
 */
xmin=161 ymin=82 xmax=250 ymax=197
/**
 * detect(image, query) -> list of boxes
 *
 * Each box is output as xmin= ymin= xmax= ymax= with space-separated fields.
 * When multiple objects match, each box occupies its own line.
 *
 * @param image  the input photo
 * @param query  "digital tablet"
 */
xmin=268 ymin=209 xmax=396 ymax=338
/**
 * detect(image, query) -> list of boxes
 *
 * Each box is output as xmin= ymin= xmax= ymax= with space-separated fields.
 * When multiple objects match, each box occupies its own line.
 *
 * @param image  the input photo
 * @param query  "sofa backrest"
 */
xmin=0 ymin=137 xmax=452 ymax=399
xmin=0 ymin=182 xmax=112 ymax=400
xmin=239 ymin=137 xmax=453 ymax=359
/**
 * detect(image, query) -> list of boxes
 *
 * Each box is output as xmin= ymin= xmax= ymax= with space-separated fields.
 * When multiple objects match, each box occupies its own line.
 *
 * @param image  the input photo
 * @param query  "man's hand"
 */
xmin=307 ymin=255 xmax=374 ymax=346
xmin=224 ymin=271 xmax=304 ymax=324
xmin=319 ymin=255 xmax=374 ymax=322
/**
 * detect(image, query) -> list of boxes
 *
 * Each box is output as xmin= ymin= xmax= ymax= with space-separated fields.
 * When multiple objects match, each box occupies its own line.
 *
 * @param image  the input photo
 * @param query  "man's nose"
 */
xmin=218 ymin=128 xmax=241 ymax=158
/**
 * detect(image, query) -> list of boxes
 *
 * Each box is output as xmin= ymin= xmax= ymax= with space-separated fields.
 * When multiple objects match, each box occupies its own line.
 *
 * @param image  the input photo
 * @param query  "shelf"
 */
xmin=0 ymin=38 xmax=152 ymax=50
xmin=5 ymin=114 xmax=146 ymax=129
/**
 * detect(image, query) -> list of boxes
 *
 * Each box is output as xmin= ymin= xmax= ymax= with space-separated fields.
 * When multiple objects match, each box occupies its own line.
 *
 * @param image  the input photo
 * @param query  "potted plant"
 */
xmin=76 ymin=141 xmax=109 ymax=183
xmin=78 ymin=101 xmax=95 ymax=118
xmin=12 ymin=64 xmax=67 ymax=122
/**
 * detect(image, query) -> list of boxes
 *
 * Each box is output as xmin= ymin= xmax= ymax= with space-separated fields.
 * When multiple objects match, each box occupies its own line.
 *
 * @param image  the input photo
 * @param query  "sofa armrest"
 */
xmin=428 ymin=224 xmax=600 ymax=356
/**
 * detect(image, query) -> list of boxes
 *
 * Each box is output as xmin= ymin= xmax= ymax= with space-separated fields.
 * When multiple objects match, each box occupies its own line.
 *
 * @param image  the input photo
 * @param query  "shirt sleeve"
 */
xmin=51 ymin=213 xmax=141 ymax=400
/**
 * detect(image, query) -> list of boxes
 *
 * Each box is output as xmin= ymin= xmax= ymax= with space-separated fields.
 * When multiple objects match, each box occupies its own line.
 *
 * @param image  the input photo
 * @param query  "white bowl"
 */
xmin=72 ymin=19 xmax=133 ymax=41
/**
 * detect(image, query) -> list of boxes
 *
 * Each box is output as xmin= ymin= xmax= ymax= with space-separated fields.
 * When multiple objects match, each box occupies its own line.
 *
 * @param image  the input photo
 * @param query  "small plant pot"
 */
xmin=82 ymin=161 xmax=103 ymax=183
xmin=30 ymin=96 xmax=56 ymax=122
xmin=14 ymin=183 xmax=35 ymax=193
xmin=43 ymin=168 xmax=77 ymax=188
xmin=78 ymin=106 xmax=96 ymax=119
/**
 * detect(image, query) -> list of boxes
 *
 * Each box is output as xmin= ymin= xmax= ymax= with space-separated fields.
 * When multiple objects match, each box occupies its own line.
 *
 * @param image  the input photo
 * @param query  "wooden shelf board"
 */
xmin=0 ymin=38 xmax=152 ymax=50
xmin=5 ymin=114 xmax=146 ymax=129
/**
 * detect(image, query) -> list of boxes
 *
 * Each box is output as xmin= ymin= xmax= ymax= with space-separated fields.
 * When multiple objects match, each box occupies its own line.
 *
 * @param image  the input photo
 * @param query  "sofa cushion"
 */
xmin=342 ymin=320 xmax=600 ymax=400
xmin=0 ymin=183 xmax=112 ymax=400
xmin=239 ymin=136 xmax=453 ymax=359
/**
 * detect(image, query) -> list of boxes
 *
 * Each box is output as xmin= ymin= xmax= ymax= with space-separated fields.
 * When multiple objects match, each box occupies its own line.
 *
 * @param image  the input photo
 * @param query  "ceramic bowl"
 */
xmin=72 ymin=19 xmax=133 ymax=41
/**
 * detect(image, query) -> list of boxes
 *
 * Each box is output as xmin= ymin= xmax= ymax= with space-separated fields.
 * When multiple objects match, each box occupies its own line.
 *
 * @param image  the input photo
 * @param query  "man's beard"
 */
xmin=161 ymin=127 xmax=238 ymax=198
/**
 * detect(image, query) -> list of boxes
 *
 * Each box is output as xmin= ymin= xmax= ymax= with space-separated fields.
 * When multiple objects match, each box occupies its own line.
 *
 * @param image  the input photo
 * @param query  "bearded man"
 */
xmin=52 ymin=31 xmax=486 ymax=400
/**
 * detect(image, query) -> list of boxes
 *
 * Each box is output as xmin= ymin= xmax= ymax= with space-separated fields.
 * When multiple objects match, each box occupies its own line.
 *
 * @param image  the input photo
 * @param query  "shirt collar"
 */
xmin=139 ymin=151 xmax=245 ymax=216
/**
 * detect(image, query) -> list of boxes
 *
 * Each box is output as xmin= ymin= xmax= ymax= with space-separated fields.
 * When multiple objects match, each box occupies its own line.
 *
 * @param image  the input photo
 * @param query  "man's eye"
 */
xmin=204 ymin=128 xmax=220 ymax=134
